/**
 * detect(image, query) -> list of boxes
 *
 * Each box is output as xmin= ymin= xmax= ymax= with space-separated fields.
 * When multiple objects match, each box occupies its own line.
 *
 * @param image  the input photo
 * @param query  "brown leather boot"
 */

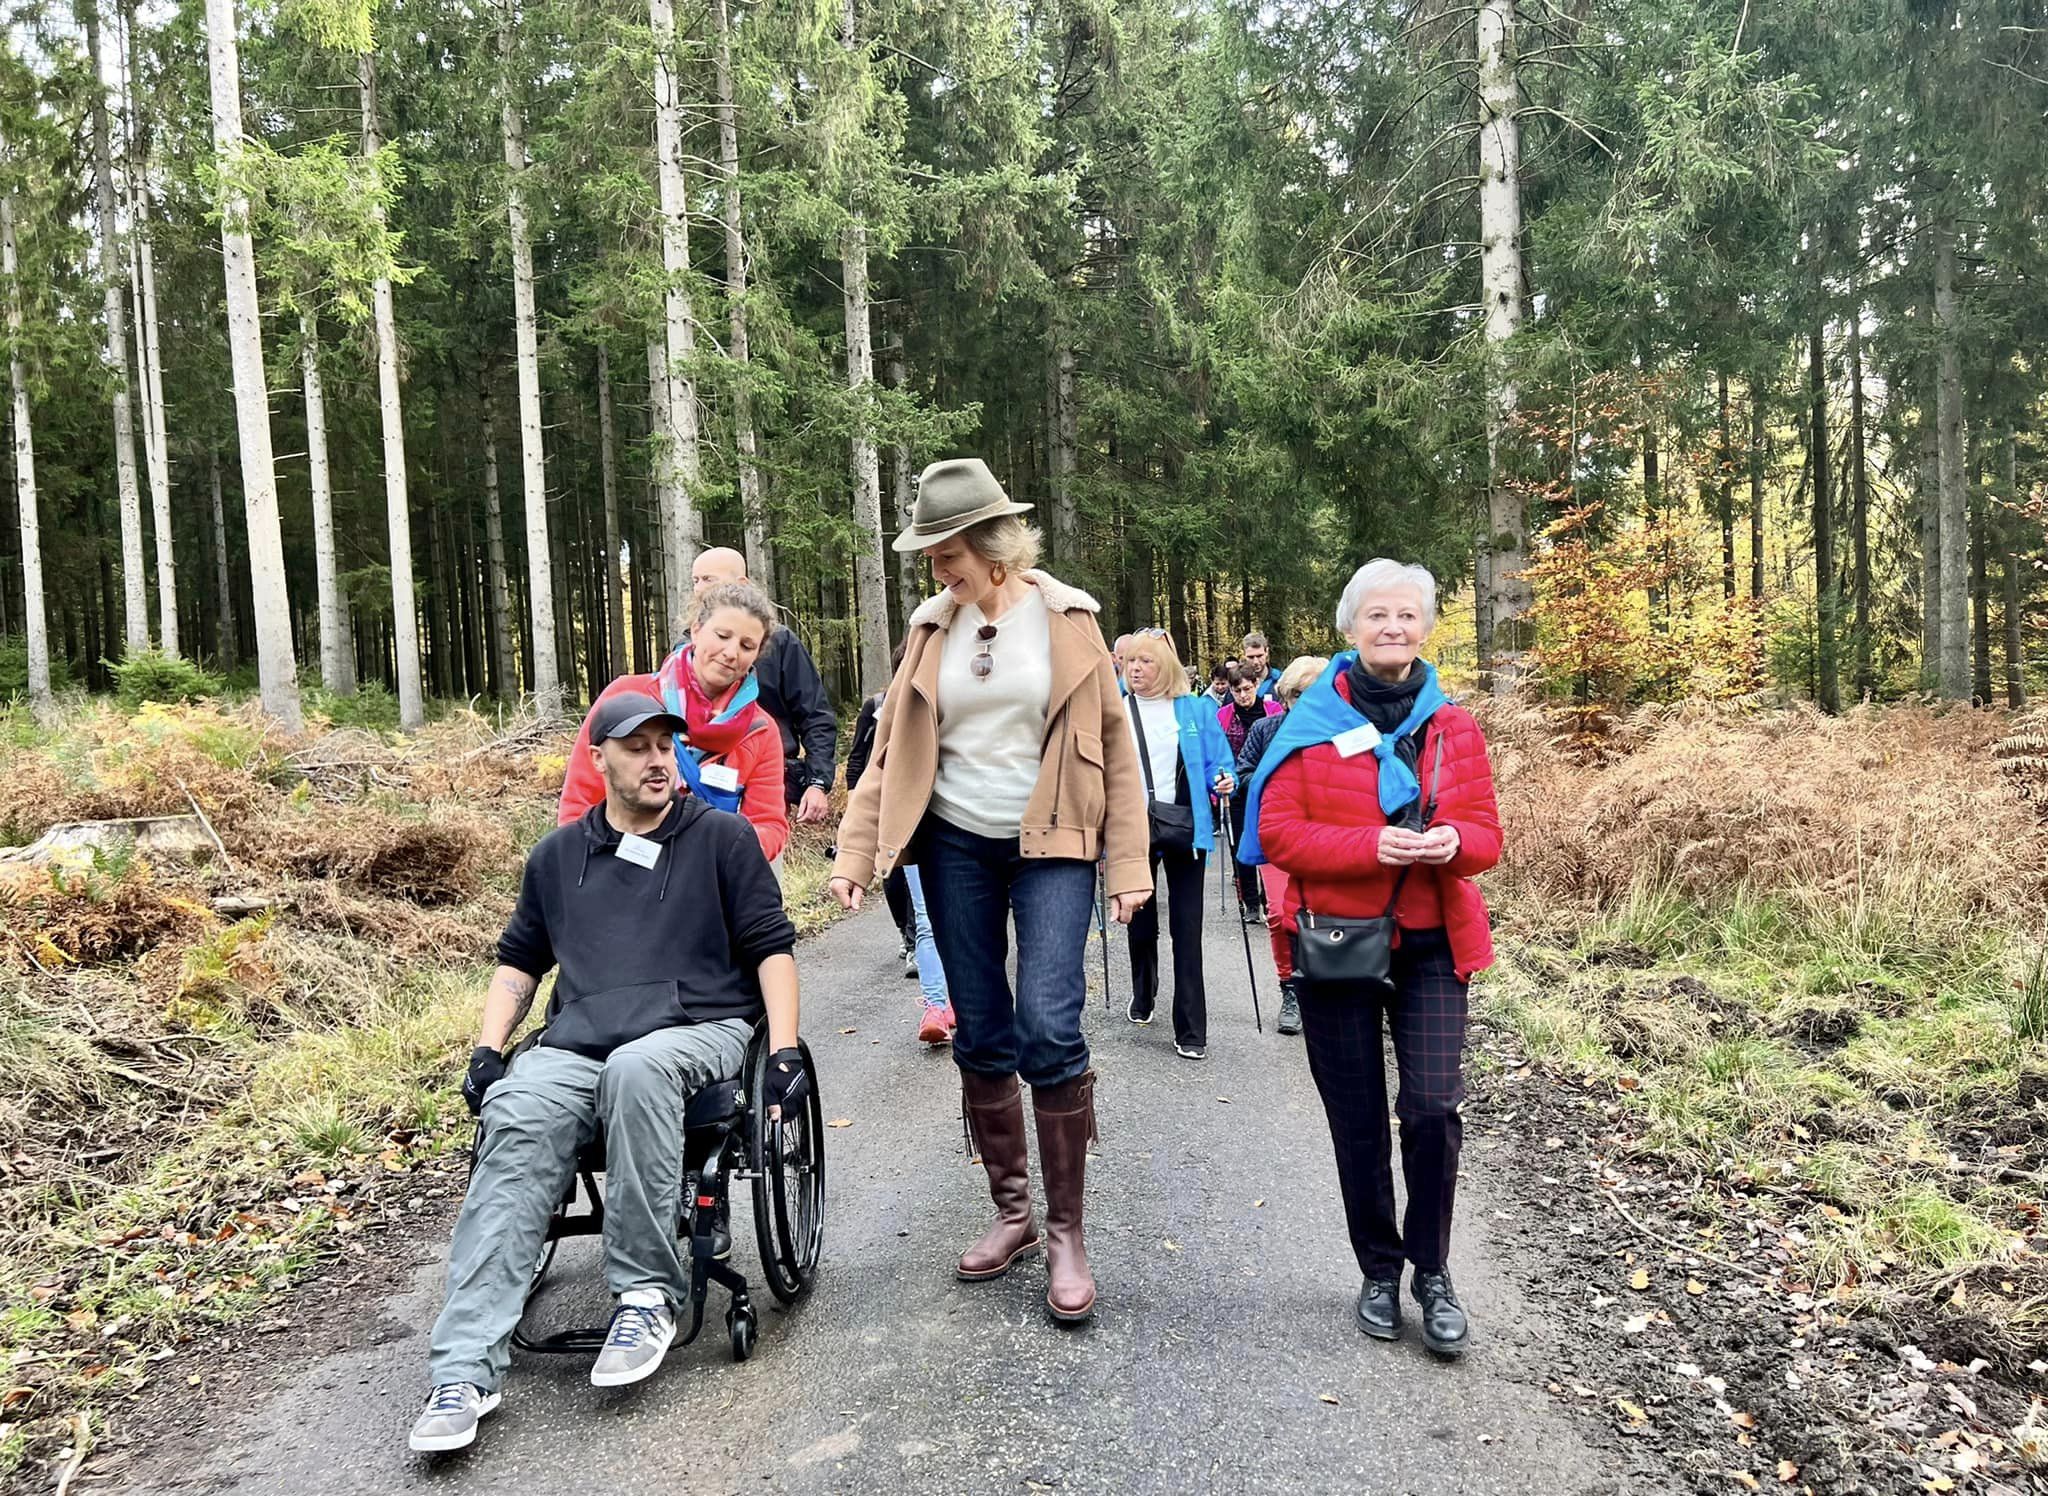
xmin=1032 ymin=1069 xmax=1097 ymax=1323
xmin=957 ymin=1071 xmax=1041 ymax=1280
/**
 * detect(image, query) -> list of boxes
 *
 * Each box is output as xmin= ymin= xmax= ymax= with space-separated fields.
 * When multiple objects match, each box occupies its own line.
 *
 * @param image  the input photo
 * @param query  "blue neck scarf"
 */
xmin=1236 ymin=654 xmax=1447 ymax=866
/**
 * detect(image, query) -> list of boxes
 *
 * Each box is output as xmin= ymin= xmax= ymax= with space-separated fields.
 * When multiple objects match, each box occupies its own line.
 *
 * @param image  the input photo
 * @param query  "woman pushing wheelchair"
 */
xmin=410 ymin=688 xmax=807 ymax=1454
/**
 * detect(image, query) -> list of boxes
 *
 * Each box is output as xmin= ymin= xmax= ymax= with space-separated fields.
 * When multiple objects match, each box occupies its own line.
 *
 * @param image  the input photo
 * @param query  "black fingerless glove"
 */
xmin=462 ymin=1046 xmax=508 ymax=1116
xmin=763 ymin=1047 xmax=809 ymax=1113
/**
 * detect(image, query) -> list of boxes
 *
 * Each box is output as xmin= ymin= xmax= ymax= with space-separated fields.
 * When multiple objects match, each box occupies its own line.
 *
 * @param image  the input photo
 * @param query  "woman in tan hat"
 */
xmin=830 ymin=457 xmax=1151 ymax=1324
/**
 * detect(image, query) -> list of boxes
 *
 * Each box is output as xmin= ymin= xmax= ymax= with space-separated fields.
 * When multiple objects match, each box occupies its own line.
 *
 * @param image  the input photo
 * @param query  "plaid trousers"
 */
xmin=1297 ymin=927 xmax=1467 ymax=1279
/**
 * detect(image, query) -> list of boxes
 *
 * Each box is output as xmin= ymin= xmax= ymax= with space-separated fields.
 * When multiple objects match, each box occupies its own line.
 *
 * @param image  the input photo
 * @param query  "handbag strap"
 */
xmin=1127 ymin=695 xmax=1162 ymax=800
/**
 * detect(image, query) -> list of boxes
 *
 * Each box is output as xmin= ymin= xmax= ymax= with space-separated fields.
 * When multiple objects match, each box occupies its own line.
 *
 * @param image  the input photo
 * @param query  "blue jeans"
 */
xmin=914 ymin=816 xmax=1097 ymax=1087
xmin=901 ymin=865 xmax=948 ymax=1007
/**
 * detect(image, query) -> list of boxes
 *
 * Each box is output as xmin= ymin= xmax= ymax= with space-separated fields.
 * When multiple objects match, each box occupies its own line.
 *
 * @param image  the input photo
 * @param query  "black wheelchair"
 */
xmin=484 ymin=1024 xmax=824 ymax=1364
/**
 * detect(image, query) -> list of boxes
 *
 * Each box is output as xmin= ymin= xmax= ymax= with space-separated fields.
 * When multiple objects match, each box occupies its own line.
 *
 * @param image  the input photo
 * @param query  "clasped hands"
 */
xmin=1377 ymin=824 xmax=1460 ymax=868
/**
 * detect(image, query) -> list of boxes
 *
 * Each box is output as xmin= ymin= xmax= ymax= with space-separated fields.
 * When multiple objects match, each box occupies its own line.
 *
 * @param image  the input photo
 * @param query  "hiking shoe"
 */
xmin=1126 ymin=998 xmax=1154 ymax=1025
xmin=918 ymin=1003 xmax=953 ymax=1045
xmin=1276 ymin=981 xmax=1303 ymax=1036
xmin=1412 ymin=1269 xmax=1469 ymax=1358
xmin=1174 ymin=1042 xmax=1208 ymax=1061
xmin=1242 ymin=909 xmax=1266 ymax=927
xmin=409 ymin=1383 xmax=500 ymax=1452
xmin=589 ymin=1298 xmax=676 ymax=1387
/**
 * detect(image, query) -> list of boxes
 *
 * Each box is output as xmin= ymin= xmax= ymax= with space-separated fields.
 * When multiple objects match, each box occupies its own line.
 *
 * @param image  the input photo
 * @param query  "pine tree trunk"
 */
xmin=649 ymin=0 xmax=700 ymax=638
xmin=842 ymin=218 xmax=891 ymax=695
xmin=204 ymin=0 xmax=299 ymax=729
xmin=1716 ymin=371 xmax=1735 ymax=601
xmin=300 ymin=306 xmax=354 ymax=693
xmin=480 ymin=381 xmax=515 ymax=699
xmin=712 ymin=0 xmax=770 ymax=596
xmin=1810 ymin=325 xmax=1838 ymax=714
xmin=120 ymin=0 xmax=176 ymax=656
xmin=887 ymin=334 xmax=918 ymax=627
xmin=2 ymin=171 xmax=51 ymax=706
xmin=500 ymin=14 xmax=561 ymax=717
xmin=1919 ymin=385 xmax=1940 ymax=683
xmin=84 ymin=0 xmax=148 ymax=655
xmin=1934 ymin=230 xmax=1969 ymax=699
xmin=360 ymin=51 xmax=423 ymax=727
xmin=645 ymin=335 xmax=683 ymax=642
xmin=1848 ymin=321 xmax=1871 ymax=700
xmin=597 ymin=345 xmax=626 ymax=683
xmin=1048 ymin=330 xmax=1078 ymax=567
xmin=1749 ymin=376 xmax=1766 ymax=601
xmin=2004 ymin=435 xmax=2025 ymax=709
xmin=1476 ymin=0 xmax=1527 ymax=692
xmin=208 ymin=450 xmax=236 ymax=669
xmin=1642 ymin=413 xmax=1662 ymax=624
xmin=1972 ymin=438 xmax=1991 ymax=706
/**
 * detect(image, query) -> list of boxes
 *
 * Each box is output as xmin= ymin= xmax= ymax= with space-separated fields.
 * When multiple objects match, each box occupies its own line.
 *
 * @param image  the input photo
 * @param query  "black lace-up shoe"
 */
xmin=1354 ymin=1277 xmax=1402 ymax=1341
xmin=1411 ymin=1269 xmax=1468 ymax=1357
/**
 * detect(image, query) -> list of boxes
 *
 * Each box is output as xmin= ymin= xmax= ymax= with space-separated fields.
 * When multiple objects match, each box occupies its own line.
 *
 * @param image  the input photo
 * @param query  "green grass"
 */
xmin=1481 ymin=872 xmax=2037 ymax=1293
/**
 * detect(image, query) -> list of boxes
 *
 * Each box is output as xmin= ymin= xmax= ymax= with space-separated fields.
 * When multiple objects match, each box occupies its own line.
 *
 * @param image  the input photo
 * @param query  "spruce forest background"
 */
xmin=6 ymin=0 xmax=2047 ymax=723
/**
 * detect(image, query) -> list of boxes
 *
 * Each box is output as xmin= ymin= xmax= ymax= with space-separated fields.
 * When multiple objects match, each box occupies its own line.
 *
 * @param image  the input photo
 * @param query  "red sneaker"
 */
xmin=918 ymin=1005 xmax=951 ymax=1044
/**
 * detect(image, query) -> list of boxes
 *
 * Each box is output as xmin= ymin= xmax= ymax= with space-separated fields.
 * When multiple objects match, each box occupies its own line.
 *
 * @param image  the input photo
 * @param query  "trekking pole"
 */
xmin=1097 ymin=859 xmax=1112 ymax=1011
xmin=1219 ymin=813 xmax=1263 ymax=1033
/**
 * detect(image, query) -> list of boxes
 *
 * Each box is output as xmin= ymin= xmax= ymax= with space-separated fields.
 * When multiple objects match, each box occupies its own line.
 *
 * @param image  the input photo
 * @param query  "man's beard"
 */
xmin=607 ymin=768 xmax=674 ymax=815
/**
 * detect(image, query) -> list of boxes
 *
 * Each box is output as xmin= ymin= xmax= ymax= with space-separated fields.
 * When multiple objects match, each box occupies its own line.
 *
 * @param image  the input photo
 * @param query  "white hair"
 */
xmin=1334 ymin=559 xmax=1438 ymax=637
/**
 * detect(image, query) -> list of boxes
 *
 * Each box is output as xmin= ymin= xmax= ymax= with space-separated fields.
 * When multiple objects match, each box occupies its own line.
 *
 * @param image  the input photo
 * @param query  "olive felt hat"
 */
xmin=891 ymin=457 xmax=1035 ymax=553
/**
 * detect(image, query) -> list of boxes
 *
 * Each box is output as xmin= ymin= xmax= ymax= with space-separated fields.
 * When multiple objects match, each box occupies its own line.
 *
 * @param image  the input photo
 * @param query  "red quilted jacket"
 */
xmin=1256 ymin=677 xmax=1502 ymax=980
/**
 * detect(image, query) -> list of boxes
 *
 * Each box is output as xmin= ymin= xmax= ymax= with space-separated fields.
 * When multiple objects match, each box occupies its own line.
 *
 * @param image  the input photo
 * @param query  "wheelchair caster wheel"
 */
xmin=727 ymin=1304 xmax=757 ymax=1362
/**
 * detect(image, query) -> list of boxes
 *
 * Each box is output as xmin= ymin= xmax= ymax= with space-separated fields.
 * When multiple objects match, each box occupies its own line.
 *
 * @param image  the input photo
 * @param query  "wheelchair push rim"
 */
xmin=746 ymin=1035 xmax=824 ymax=1305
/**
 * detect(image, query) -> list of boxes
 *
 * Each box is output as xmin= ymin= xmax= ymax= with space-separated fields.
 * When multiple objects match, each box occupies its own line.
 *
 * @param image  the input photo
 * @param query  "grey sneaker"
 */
xmin=1174 ymin=1042 xmax=1208 ymax=1061
xmin=409 ymin=1383 xmax=500 ymax=1452
xmin=900 ymin=936 xmax=918 ymax=979
xmin=1276 ymin=982 xmax=1303 ymax=1036
xmin=589 ymin=1300 xmax=676 ymax=1388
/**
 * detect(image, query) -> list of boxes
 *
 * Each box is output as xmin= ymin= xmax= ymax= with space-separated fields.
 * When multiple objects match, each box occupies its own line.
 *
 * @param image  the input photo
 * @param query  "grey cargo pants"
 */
xmin=427 ymin=1018 xmax=753 ymax=1392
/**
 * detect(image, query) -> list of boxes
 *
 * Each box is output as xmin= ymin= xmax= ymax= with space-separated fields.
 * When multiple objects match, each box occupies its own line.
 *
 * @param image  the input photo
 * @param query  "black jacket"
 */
xmin=1234 ymin=710 xmax=1287 ymax=802
xmin=755 ymin=624 xmax=837 ymax=799
xmin=498 ymin=797 xmax=797 ymax=1058
xmin=846 ymin=690 xmax=884 ymax=789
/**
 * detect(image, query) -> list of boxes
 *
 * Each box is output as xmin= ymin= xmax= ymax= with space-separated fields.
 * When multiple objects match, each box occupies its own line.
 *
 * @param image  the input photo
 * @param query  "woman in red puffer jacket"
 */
xmin=1244 ymin=558 xmax=1500 ymax=1362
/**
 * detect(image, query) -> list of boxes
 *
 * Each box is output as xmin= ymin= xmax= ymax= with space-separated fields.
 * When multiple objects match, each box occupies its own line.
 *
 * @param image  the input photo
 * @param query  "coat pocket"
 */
xmin=1069 ymin=730 xmax=1107 ymax=828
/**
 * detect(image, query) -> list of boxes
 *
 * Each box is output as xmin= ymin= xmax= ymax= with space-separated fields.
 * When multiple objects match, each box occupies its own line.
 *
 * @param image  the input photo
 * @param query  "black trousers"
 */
xmin=1226 ymin=799 xmax=1263 ymax=912
xmin=1127 ymin=848 xmax=1208 ymax=1047
xmin=882 ymin=866 xmax=913 ymax=941
xmin=1298 ymin=928 xmax=1467 ymax=1279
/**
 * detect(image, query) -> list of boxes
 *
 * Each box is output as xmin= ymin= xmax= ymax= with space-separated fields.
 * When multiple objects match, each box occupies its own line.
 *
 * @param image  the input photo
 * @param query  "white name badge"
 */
xmin=1332 ymin=723 xmax=1382 ymax=758
xmin=615 ymin=833 xmax=663 ymax=869
xmin=699 ymin=763 xmax=741 ymax=794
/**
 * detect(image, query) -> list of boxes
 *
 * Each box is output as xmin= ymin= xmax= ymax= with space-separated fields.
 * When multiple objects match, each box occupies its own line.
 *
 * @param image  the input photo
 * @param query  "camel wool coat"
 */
xmin=830 ymin=570 xmax=1152 ymax=900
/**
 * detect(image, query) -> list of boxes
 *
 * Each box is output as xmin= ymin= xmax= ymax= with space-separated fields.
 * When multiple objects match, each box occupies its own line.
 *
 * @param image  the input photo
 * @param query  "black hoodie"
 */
xmin=497 ymin=796 xmax=797 ymax=1058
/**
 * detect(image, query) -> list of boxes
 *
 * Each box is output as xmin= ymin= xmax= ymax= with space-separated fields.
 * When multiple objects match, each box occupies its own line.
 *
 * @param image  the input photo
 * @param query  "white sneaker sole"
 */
xmin=589 ymin=1325 xmax=676 ymax=1388
xmin=408 ymin=1390 xmax=501 ymax=1452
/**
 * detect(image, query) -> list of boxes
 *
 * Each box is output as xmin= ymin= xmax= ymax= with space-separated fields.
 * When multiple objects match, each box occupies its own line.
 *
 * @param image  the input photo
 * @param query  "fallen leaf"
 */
xmin=1776 ymin=1460 xmax=1799 ymax=1482
xmin=1252 ymin=1199 xmax=1265 ymax=1208
xmin=1216 ymin=1096 xmax=1232 ymax=1104
xmin=1686 ymin=1278 xmax=1707 ymax=1296
xmin=1629 ymin=1268 xmax=1652 ymax=1291
xmin=1730 ymin=1411 xmax=1758 ymax=1430
xmin=1163 ymin=1240 xmax=1182 ymax=1252
xmin=827 ymin=1119 xmax=853 ymax=1128
xmin=1316 ymin=1393 xmax=1339 ymax=1406
xmin=1726 ymin=1474 xmax=1759 ymax=1492
xmin=1614 ymin=1398 xmax=1649 ymax=1425
xmin=1623 ymin=1312 xmax=1656 ymax=1334
xmin=838 ymin=1027 xmax=857 ymax=1035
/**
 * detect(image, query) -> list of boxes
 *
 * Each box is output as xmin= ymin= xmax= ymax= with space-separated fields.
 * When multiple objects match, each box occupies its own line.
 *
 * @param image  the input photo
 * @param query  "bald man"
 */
xmin=690 ymin=548 xmax=837 ymax=824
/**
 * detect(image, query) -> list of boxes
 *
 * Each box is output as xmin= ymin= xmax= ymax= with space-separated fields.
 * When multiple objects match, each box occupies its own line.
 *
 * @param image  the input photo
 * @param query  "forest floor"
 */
xmin=0 ymin=692 xmax=2040 ymax=1493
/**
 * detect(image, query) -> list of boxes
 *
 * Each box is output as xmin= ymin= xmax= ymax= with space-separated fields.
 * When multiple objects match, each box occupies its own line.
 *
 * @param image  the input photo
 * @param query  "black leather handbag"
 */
xmin=1128 ymin=697 xmax=1196 ymax=854
xmin=1296 ymin=729 xmax=1445 ymax=995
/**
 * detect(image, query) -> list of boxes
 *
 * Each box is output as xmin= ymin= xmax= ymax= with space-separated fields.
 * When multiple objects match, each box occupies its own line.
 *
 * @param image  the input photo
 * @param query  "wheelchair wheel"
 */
xmin=529 ymin=1236 xmax=559 ymax=1292
xmin=727 ymin=1302 xmax=757 ymax=1362
xmin=747 ymin=1037 xmax=824 ymax=1306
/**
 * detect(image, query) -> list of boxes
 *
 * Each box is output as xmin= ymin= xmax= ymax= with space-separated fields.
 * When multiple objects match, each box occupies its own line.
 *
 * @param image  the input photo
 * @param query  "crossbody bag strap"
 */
xmin=1381 ymin=723 xmax=1450 ymax=919
xmin=1127 ymin=695 xmax=1160 ymax=799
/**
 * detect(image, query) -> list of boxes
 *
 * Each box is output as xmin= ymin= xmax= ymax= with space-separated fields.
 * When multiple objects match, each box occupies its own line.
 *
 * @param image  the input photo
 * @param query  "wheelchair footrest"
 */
xmin=509 ymin=1325 xmax=611 ymax=1355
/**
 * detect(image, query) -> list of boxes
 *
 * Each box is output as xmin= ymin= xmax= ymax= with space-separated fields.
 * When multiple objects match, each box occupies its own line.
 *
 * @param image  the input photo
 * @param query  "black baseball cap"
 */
xmin=588 ymin=690 xmax=684 ymax=745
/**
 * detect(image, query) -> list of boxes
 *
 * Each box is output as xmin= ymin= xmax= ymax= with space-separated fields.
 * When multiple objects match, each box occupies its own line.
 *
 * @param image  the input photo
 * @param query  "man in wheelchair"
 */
xmin=411 ymin=690 xmax=805 ymax=1453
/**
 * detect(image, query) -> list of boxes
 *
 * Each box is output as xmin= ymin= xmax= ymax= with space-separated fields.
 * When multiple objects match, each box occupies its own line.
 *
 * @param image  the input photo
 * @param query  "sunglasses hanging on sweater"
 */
xmin=970 ymin=624 xmax=999 ymax=681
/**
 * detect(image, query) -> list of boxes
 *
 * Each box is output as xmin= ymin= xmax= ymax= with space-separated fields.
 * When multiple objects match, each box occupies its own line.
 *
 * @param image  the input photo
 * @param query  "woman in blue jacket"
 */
xmin=1120 ymin=630 xmax=1237 ymax=1059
